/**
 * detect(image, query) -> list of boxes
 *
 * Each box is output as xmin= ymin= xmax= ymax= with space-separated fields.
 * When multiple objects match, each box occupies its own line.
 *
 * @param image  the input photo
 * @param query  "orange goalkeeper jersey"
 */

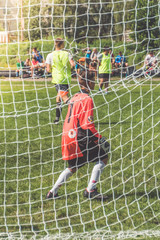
xmin=62 ymin=90 xmax=102 ymax=160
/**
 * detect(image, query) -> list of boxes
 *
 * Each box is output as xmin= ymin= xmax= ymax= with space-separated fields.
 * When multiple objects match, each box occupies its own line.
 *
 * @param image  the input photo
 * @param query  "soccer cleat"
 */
xmin=83 ymin=188 xmax=108 ymax=200
xmin=104 ymin=91 xmax=108 ymax=95
xmin=53 ymin=119 xmax=59 ymax=124
xmin=46 ymin=191 xmax=58 ymax=199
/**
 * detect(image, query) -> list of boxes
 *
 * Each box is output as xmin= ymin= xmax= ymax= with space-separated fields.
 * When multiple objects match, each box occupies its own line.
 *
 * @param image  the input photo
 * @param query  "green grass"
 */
xmin=0 ymin=79 xmax=160 ymax=239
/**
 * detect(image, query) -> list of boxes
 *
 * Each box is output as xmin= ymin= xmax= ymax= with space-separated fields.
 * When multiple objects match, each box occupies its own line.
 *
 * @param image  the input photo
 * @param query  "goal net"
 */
xmin=0 ymin=0 xmax=160 ymax=239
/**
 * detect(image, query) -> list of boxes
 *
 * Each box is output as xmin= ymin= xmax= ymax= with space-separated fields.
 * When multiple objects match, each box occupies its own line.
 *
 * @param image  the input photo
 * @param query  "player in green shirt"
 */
xmin=46 ymin=38 xmax=75 ymax=124
xmin=98 ymin=46 xmax=112 ymax=94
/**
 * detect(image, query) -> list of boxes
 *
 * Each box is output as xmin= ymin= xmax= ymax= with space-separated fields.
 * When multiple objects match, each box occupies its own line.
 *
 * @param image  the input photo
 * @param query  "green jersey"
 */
xmin=16 ymin=61 xmax=24 ymax=69
xmin=98 ymin=53 xmax=112 ymax=74
xmin=49 ymin=50 xmax=71 ymax=84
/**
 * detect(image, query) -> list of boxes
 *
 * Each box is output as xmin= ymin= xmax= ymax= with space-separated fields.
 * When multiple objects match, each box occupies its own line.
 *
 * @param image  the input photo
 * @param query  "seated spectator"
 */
xmin=144 ymin=51 xmax=157 ymax=69
xmin=23 ymin=58 xmax=31 ymax=77
xmin=35 ymin=52 xmax=43 ymax=63
xmin=24 ymin=58 xmax=31 ymax=69
xmin=32 ymin=47 xmax=39 ymax=57
xmin=31 ymin=57 xmax=39 ymax=77
xmin=89 ymin=61 xmax=98 ymax=79
xmin=76 ymin=57 xmax=89 ymax=74
xmin=32 ymin=47 xmax=43 ymax=62
xmin=31 ymin=57 xmax=39 ymax=66
xmin=38 ymin=59 xmax=46 ymax=77
xmin=115 ymin=51 xmax=128 ymax=68
xmin=16 ymin=59 xmax=24 ymax=77
xmin=90 ymin=48 xmax=98 ymax=62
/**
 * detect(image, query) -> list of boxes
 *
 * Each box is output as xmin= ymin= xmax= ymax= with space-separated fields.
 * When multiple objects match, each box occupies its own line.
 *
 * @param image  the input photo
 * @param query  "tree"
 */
xmin=22 ymin=0 xmax=115 ymax=42
xmin=22 ymin=0 xmax=160 ymax=50
xmin=128 ymin=0 xmax=159 ymax=50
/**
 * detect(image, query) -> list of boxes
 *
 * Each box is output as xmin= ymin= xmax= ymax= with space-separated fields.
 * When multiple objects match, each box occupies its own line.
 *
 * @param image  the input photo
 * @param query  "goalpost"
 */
xmin=0 ymin=0 xmax=160 ymax=239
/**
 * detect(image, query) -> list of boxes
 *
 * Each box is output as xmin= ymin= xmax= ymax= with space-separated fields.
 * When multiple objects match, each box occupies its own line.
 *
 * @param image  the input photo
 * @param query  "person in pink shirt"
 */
xmin=31 ymin=57 xmax=39 ymax=77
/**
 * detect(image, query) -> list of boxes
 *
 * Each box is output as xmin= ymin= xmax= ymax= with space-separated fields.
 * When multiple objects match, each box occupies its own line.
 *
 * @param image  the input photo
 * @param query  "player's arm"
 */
xmin=79 ymin=97 xmax=102 ymax=142
xmin=80 ymin=98 xmax=110 ymax=154
xmin=70 ymin=59 xmax=75 ymax=68
xmin=46 ymin=63 xmax=50 ymax=72
xmin=46 ymin=53 xmax=52 ymax=72
xmin=69 ymin=53 xmax=75 ymax=68
xmin=84 ymin=99 xmax=110 ymax=153
xmin=97 ymin=53 xmax=103 ymax=64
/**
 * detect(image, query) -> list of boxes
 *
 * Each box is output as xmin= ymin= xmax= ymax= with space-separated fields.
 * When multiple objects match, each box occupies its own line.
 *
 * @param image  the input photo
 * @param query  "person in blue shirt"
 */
xmin=84 ymin=47 xmax=92 ymax=65
xmin=32 ymin=47 xmax=43 ymax=63
xmin=35 ymin=52 xmax=43 ymax=63
xmin=115 ymin=51 xmax=128 ymax=68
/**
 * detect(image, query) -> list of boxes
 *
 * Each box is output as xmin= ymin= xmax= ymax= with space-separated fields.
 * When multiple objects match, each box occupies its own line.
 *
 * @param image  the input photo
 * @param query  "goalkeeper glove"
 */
xmin=99 ymin=137 xmax=110 ymax=154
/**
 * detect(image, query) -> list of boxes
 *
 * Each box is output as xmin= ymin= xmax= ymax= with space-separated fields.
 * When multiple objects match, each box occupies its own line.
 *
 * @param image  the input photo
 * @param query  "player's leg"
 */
xmin=104 ymin=74 xmax=109 ymax=94
xmin=46 ymin=158 xmax=82 ymax=199
xmin=61 ymin=93 xmax=69 ymax=104
xmin=99 ymin=78 xmax=104 ymax=91
xmin=86 ymin=157 xmax=107 ymax=193
xmin=81 ymin=141 xmax=110 ymax=199
xmin=54 ymin=91 xmax=62 ymax=124
xmin=54 ymin=84 xmax=69 ymax=124
xmin=46 ymin=168 xmax=75 ymax=199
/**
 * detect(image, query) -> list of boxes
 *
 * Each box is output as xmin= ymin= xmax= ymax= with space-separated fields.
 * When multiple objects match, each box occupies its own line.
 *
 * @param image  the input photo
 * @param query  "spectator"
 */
xmin=76 ymin=57 xmax=88 ymax=74
xmin=16 ymin=59 xmax=24 ymax=77
xmin=115 ymin=51 xmax=128 ymax=68
xmin=97 ymin=46 xmax=112 ymax=94
xmin=32 ymin=47 xmax=39 ymax=57
xmin=89 ymin=61 xmax=98 ymax=79
xmin=90 ymin=48 xmax=98 ymax=62
xmin=24 ymin=58 xmax=31 ymax=69
xmin=31 ymin=57 xmax=39 ymax=77
xmin=144 ymin=51 xmax=157 ymax=69
xmin=23 ymin=58 xmax=31 ymax=75
xmin=35 ymin=52 xmax=43 ymax=63
xmin=84 ymin=47 xmax=92 ymax=65
xmin=32 ymin=47 xmax=43 ymax=63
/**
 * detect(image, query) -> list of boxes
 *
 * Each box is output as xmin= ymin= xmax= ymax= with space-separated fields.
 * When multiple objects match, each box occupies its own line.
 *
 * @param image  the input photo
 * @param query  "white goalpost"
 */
xmin=0 ymin=0 xmax=160 ymax=239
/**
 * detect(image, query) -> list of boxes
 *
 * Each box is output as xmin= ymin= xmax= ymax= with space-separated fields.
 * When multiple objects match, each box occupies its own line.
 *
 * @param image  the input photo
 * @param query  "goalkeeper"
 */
xmin=46 ymin=38 xmax=75 ymax=124
xmin=46 ymin=70 xmax=110 ymax=200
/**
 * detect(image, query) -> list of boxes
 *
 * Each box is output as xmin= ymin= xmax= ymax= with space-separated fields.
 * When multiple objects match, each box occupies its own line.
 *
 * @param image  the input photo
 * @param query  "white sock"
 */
xmin=50 ymin=168 xmax=72 ymax=195
xmin=87 ymin=161 xmax=105 ymax=192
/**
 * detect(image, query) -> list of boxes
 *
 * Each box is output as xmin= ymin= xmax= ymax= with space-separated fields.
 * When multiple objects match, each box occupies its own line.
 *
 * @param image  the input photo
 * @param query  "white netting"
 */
xmin=0 ymin=0 xmax=160 ymax=239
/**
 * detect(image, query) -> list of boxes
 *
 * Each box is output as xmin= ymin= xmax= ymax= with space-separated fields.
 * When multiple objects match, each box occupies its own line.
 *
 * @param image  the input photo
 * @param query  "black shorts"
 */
xmin=98 ymin=73 xmax=110 ymax=79
xmin=68 ymin=141 xmax=108 ymax=169
xmin=55 ymin=84 xmax=69 ymax=93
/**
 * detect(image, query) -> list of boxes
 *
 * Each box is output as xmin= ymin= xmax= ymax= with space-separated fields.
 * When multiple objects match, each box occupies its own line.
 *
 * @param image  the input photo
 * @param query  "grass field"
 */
xmin=0 ymin=77 xmax=160 ymax=239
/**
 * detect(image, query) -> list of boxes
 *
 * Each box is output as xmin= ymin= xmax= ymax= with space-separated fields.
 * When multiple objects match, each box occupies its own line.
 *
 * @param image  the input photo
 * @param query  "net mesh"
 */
xmin=0 ymin=0 xmax=160 ymax=239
